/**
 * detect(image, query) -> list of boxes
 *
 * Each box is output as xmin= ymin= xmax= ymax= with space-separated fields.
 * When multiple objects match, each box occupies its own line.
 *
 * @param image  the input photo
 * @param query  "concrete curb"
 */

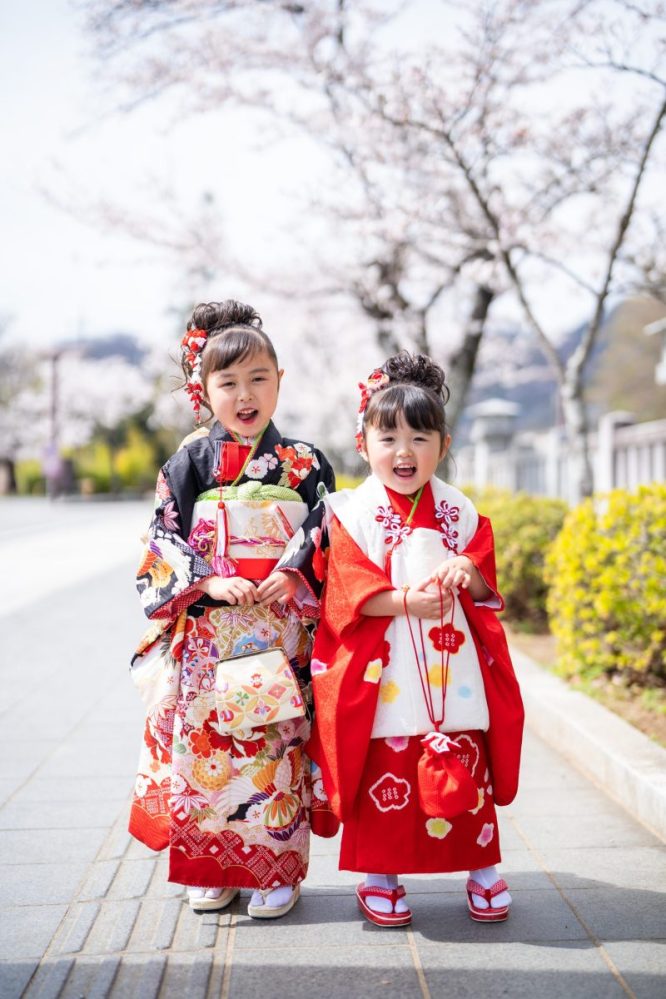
xmin=510 ymin=645 xmax=666 ymax=843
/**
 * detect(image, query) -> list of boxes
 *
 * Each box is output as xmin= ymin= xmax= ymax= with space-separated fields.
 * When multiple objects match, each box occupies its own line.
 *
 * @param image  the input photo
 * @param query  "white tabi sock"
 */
xmin=250 ymin=885 xmax=295 ymax=909
xmin=364 ymin=873 xmax=409 ymax=914
xmin=469 ymin=865 xmax=512 ymax=909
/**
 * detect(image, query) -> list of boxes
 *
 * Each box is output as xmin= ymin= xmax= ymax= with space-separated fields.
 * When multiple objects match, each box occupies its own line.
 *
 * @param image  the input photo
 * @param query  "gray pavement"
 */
xmin=0 ymin=499 xmax=665 ymax=998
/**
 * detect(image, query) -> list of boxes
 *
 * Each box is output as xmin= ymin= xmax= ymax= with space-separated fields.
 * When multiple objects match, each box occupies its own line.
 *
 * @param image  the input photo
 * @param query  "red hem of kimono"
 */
xmin=168 ymin=848 xmax=308 ymax=889
xmin=339 ymin=730 xmax=502 ymax=875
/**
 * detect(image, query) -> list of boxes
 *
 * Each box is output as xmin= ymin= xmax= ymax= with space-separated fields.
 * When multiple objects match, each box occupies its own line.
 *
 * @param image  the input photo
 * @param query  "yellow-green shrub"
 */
xmin=466 ymin=487 xmax=568 ymax=630
xmin=546 ymin=484 xmax=666 ymax=683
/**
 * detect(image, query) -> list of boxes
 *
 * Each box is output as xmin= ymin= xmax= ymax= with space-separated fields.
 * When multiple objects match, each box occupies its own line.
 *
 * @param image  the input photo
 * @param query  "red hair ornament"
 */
xmin=181 ymin=327 xmax=208 ymax=423
xmin=355 ymin=368 xmax=389 ymax=452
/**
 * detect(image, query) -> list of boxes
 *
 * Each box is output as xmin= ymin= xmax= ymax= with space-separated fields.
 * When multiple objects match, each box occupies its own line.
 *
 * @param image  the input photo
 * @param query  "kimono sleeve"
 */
xmin=463 ymin=514 xmax=504 ymax=610
xmin=275 ymin=449 xmax=336 ymax=618
xmin=136 ymin=466 xmax=213 ymax=624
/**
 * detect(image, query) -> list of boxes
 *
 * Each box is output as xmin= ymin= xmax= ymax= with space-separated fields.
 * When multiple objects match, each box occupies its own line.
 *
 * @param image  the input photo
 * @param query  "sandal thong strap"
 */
xmin=358 ymin=884 xmax=407 ymax=908
xmin=467 ymin=878 xmax=509 ymax=903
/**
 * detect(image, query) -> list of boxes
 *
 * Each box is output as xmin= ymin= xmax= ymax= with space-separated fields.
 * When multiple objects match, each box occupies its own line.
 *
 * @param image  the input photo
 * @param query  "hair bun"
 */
xmin=383 ymin=351 xmax=447 ymax=398
xmin=190 ymin=299 xmax=262 ymax=334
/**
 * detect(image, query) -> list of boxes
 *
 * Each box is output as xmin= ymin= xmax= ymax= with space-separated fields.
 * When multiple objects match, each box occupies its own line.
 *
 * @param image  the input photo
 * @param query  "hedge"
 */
xmin=546 ymin=484 xmax=666 ymax=684
xmin=465 ymin=487 xmax=568 ymax=630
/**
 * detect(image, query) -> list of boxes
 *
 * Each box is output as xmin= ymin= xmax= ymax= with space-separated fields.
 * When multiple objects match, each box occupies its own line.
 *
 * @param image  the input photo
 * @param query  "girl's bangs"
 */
xmin=202 ymin=329 xmax=277 ymax=376
xmin=365 ymin=385 xmax=445 ymax=434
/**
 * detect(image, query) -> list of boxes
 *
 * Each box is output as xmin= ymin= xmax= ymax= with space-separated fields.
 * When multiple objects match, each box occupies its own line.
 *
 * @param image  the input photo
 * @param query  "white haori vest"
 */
xmin=327 ymin=475 xmax=493 ymax=739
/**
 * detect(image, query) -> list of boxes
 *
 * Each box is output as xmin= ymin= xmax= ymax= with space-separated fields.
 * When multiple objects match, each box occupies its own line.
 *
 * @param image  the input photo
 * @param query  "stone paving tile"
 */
xmin=506 ymin=785 xmax=617 ymax=818
xmin=125 ymin=898 xmax=182 ymax=953
xmin=146 ymin=852 xmax=186 ymax=898
xmin=602 ymin=940 xmax=666 ymax=999
xmin=0 ymin=862 xmax=88 ymax=907
xmin=36 ymin=743 xmax=139 ymax=780
xmin=0 ymin=905 xmax=67 ymax=960
xmin=107 ymin=858 xmax=157 ymax=899
xmin=410 ymin=889 xmax=587 ymax=944
xmin=105 ymin=953 xmax=167 ymax=998
xmin=60 ymin=956 xmax=121 ymax=999
xmin=0 ymin=827 xmax=108 ymax=865
xmin=10 ymin=776 xmax=133 ymax=804
xmin=0 ymin=742 xmax=58 ymax=780
xmin=512 ymin=811 xmax=658 ymax=850
xmin=0 ymin=777 xmax=22 ymax=806
xmin=0 ymin=799 xmax=129 ymax=830
xmin=418 ymin=940 xmax=627 ymax=999
xmin=227 ymin=944 xmax=420 ymax=999
xmin=78 ymin=860 xmax=121 ymax=902
xmin=232 ymin=892 xmax=415 ymax=951
xmin=171 ymin=905 xmax=229 ymax=951
xmin=126 ymin=837 xmax=161 ymax=862
xmin=22 ymin=957 xmax=74 ymax=999
xmin=158 ymin=953 xmax=214 ymax=998
xmin=49 ymin=902 xmax=100 ymax=956
xmin=563 ymin=887 xmax=666 ymax=941
xmin=0 ymin=959 xmax=39 ymax=999
xmin=536 ymin=845 xmax=666 ymax=892
xmin=81 ymin=900 xmax=141 ymax=954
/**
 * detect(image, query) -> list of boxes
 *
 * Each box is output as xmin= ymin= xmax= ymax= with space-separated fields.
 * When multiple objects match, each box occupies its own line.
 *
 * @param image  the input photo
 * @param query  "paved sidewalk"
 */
xmin=0 ymin=501 xmax=665 ymax=997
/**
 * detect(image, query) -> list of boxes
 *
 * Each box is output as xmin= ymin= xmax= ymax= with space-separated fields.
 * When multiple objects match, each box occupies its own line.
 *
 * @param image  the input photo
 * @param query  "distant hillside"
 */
xmin=59 ymin=332 xmax=148 ymax=366
xmin=455 ymin=321 xmax=606 ymax=443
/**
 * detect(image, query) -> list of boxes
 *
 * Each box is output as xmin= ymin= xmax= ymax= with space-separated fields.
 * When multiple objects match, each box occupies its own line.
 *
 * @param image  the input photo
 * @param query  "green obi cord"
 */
xmin=196 ymin=481 xmax=303 ymax=503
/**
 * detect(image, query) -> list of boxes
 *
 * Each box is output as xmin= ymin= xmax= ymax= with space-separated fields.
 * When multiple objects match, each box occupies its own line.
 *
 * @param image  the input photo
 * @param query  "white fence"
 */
xmin=453 ymin=410 xmax=666 ymax=502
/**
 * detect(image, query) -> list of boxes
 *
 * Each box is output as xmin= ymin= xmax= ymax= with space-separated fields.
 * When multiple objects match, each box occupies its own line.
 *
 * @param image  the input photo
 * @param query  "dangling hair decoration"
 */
xmin=355 ymin=367 xmax=390 ymax=452
xmin=181 ymin=326 xmax=208 ymax=424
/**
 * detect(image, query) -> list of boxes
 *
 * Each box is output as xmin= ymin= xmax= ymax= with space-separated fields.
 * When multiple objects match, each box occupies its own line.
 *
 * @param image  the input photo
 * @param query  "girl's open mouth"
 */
xmin=237 ymin=408 xmax=259 ymax=424
xmin=394 ymin=465 xmax=416 ymax=479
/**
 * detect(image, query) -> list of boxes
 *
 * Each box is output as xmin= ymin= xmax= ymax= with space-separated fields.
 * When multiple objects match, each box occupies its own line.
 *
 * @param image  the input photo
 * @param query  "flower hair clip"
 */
xmin=181 ymin=327 xmax=208 ymax=423
xmin=356 ymin=367 xmax=390 ymax=452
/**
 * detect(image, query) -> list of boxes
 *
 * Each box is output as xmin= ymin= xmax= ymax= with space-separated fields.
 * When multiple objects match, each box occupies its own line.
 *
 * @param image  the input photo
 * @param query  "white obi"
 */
xmin=328 ymin=475 xmax=494 ymax=739
xmin=190 ymin=493 xmax=309 ymax=577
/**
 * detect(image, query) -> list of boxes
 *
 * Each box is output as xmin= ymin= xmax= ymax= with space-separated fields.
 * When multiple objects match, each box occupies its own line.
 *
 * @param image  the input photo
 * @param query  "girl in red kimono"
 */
xmin=308 ymin=352 xmax=523 ymax=927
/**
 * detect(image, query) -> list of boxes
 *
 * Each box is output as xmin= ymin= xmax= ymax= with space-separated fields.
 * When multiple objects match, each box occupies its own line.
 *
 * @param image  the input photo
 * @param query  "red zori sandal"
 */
xmin=355 ymin=883 xmax=412 ymax=927
xmin=466 ymin=877 xmax=511 ymax=922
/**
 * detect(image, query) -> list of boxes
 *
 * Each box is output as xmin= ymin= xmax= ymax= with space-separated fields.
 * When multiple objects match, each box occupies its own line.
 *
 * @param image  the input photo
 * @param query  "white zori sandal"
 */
xmin=187 ymin=886 xmax=240 ymax=911
xmin=247 ymin=884 xmax=301 ymax=919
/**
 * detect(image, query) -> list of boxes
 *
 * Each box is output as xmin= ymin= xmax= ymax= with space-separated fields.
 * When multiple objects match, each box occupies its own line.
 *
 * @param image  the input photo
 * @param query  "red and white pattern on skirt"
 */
xmin=339 ymin=729 xmax=502 ymax=874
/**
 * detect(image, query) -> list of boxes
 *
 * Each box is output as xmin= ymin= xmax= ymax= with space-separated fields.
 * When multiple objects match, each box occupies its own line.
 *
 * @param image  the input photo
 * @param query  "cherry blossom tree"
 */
xmin=81 ymin=0 xmax=666 ymax=494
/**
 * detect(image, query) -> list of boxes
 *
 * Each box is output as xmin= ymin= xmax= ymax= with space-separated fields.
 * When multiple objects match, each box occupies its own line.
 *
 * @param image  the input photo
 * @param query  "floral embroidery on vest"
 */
xmin=375 ymin=506 xmax=411 ymax=547
xmin=434 ymin=499 xmax=460 ymax=552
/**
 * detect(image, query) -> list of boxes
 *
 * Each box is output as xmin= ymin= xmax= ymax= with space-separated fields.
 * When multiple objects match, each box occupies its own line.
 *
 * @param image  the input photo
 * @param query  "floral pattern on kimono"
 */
xmin=129 ymin=420 xmax=335 ymax=888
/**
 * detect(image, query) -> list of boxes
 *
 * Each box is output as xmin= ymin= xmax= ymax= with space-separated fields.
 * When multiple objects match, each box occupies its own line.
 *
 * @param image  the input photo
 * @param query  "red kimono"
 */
xmin=308 ymin=476 xmax=524 ymax=874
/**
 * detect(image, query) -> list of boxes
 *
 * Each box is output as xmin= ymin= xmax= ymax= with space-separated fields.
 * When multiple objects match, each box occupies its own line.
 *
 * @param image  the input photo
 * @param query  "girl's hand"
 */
xmin=199 ymin=575 xmax=259 ymax=606
xmin=404 ymin=581 xmax=453 ymax=619
xmin=256 ymin=570 xmax=298 ymax=607
xmin=427 ymin=556 xmax=475 ymax=592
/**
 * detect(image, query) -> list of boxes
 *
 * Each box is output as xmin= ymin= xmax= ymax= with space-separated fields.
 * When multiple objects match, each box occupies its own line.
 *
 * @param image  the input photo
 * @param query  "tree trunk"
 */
xmin=561 ymin=369 xmax=594 ymax=501
xmin=445 ymin=284 xmax=495 ymax=434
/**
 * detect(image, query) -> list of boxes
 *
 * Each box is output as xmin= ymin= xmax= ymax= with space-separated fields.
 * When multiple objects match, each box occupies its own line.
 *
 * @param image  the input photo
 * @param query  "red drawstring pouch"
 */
xmin=417 ymin=732 xmax=479 ymax=818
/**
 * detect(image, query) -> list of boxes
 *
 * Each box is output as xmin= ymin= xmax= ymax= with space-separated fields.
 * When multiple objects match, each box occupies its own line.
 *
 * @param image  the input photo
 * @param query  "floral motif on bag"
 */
xmin=434 ymin=499 xmax=460 ymax=552
xmin=275 ymin=443 xmax=319 ymax=488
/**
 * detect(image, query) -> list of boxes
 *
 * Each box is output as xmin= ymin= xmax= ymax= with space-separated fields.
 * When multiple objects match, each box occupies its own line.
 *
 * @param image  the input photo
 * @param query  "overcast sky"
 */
xmin=1 ymin=0 xmax=662 ymax=362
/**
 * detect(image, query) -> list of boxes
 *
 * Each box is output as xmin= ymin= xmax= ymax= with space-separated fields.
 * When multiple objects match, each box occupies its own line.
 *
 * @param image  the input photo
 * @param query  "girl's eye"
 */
xmin=252 ymin=377 xmax=266 ymax=383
